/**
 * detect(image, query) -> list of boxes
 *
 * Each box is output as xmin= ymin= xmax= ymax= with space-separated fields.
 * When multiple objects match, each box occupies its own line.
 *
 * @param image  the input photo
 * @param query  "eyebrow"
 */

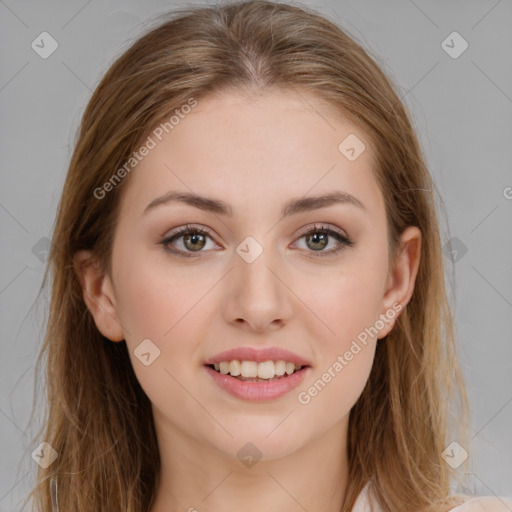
xmin=143 ymin=190 xmax=366 ymax=217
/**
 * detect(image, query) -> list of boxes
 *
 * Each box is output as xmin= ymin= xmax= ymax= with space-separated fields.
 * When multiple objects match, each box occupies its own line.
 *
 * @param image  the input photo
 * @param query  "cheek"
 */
xmin=296 ymin=343 xmax=376 ymax=427
xmin=301 ymin=254 xmax=388 ymax=348
xmin=113 ymin=249 xmax=207 ymax=341
xmin=293 ymin=244 xmax=387 ymax=415
xmin=112 ymin=249 xmax=215 ymax=380
xmin=295 ymin=271 xmax=384 ymax=420
xmin=113 ymin=260 xmax=205 ymax=419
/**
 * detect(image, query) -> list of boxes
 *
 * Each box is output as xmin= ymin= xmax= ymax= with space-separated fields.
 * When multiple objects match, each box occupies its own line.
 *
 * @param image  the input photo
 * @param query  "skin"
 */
xmin=74 ymin=88 xmax=421 ymax=512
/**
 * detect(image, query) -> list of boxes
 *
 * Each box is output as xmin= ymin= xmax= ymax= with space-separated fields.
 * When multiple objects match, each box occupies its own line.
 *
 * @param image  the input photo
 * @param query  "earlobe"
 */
xmin=72 ymin=250 xmax=125 ymax=342
xmin=378 ymin=226 xmax=422 ymax=339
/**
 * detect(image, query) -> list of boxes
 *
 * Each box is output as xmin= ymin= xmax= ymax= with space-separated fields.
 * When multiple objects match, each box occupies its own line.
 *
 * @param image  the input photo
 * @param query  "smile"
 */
xmin=209 ymin=359 xmax=306 ymax=380
xmin=203 ymin=360 xmax=311 ymax=401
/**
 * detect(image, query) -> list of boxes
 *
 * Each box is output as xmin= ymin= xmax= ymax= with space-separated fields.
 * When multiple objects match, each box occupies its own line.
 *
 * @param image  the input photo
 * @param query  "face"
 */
xmin=76 ymin=88 xmax=420 ymax=462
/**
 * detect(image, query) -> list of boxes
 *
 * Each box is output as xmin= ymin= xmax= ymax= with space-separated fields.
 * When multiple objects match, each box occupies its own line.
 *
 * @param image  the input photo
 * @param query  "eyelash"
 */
xmin=160 ymin=223 xmax=354 ymax=259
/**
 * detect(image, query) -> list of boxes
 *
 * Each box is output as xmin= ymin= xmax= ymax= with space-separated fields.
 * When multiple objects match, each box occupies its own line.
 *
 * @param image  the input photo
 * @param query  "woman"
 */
xmin=27 ymin=1 xmax=511 ymax=511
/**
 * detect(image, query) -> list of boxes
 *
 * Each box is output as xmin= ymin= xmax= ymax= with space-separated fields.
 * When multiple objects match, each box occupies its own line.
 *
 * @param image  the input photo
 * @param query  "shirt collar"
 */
xmin=351 ymin=481 xmax=382 ymax=512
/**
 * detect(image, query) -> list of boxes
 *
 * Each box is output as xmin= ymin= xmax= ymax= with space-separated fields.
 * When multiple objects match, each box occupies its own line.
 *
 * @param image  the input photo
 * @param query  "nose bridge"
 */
xmin=224 ymin=233 xmax=292 ymax=330
xmin=236 ymin=234 xmax=283 ymax=299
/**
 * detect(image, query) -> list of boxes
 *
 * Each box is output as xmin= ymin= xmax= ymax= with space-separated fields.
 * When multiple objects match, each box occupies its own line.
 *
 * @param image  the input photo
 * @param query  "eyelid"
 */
xmin=291 ymin=223 xmax=354 ymax=258
xmin=163 ymin=223 xmax=220 ymax=247
xmin=160 ymin=222 xmax=353 ymax=258
xmin=294 ymin=222 xmax=348 ymax=239
xmin=164 ymin=223 xmax=213 ymax=238
xmin=163 ymin=222 xmax=349 ymax=242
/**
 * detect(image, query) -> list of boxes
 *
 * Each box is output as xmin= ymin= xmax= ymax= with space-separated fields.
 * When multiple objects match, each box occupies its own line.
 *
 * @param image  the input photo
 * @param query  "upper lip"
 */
xmin=204 ymin=347 xmax=311 ymax=367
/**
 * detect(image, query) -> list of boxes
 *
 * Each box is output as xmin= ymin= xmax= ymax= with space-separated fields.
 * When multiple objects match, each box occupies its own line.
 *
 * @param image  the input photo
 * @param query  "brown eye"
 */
xmin=182 ymin=232 xmax=207 ymax=251
xmin=295 ymin=224 xmax=354 ymax=258
xmin=161 ymin=225 xmax=217 ymax=258
xmin=304 ymin=231 xmax=329 ymax=251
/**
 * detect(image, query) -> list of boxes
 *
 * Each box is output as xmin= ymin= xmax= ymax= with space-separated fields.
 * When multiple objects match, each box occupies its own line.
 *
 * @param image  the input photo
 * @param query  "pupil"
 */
xmin=308 ymin=232 xmax=327 ymax=250
xmin=185 ymin=233 xmax=205 ymax=251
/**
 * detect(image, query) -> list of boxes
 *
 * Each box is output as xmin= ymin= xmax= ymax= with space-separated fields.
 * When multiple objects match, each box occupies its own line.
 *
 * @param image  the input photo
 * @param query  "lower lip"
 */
xmin=204 ymin=365 xmax=311 ymax=401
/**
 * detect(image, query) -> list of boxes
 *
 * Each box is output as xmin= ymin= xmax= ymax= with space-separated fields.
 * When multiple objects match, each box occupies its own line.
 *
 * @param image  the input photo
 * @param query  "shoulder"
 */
xmin=443 ymin=495 xmax=512 ymax=512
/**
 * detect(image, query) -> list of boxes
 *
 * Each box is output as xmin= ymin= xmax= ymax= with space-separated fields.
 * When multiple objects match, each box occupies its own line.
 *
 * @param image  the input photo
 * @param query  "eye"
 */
xmin=160 ymin=224 xmax=219 ymax=258
xmin=293 ymin=224 xmax=353 ymax=257
xmin=160 ymin=223 xmax=353 ymax=259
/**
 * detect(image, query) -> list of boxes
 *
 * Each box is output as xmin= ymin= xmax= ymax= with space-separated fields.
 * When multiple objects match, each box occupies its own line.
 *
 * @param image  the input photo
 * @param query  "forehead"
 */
xmin=118 ymin=89 xmax=383 ymax=220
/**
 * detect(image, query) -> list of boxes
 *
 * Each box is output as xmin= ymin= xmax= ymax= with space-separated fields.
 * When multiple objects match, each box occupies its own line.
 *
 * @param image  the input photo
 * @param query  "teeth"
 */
xmin=257 ymin=361 xmax=274 ymax=379
xmin=229 ymin=360 xmax=241 ymax=376
xmin=275 ymin=360 xmax=286 ymax=376
xmin=210 ymin=359 xmax=305 ymax=379
xmin=241 ymin=361 xmax=258 ymax=378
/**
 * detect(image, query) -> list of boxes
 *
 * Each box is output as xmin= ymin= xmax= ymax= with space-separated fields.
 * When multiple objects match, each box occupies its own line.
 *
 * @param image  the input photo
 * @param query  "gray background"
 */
xmin=1 ymin=0 xmax=511 ymax=510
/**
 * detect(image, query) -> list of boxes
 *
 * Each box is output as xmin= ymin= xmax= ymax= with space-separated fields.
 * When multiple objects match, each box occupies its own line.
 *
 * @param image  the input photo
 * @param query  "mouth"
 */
xmin=203 ymin=357 xmax=312 ymax=401
xmin=203 ymin=347 xmax=312 ymax=401
xmin=205 ymin=360 xmax=310 ymax=382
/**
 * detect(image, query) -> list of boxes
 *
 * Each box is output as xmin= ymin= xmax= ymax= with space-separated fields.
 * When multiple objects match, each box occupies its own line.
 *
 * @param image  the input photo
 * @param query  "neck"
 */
xmin=149 ymin=409 xmax=349 ymax=512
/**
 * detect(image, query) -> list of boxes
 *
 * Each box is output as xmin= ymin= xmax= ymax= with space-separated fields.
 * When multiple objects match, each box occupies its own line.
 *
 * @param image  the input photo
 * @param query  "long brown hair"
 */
xmin=26 ymin=1 xmax=470 ymax=510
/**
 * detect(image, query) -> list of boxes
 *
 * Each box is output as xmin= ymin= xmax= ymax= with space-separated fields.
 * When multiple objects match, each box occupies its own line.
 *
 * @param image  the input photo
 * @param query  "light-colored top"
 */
xmin=352 ymin=481 xmax=512 ymax=512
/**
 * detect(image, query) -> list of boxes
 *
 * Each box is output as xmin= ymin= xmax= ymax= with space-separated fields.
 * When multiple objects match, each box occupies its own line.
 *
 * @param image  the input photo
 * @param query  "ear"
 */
xmin=377 ymin=226 xmax=422 ymax=340
xmin=73 ymin=250 xmax=125 ymax=342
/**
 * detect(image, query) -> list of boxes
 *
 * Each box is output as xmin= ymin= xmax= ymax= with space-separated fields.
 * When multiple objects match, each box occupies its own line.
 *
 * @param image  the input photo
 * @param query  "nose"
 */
xmin=221 ymin=247 xmax=293 ymax=333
